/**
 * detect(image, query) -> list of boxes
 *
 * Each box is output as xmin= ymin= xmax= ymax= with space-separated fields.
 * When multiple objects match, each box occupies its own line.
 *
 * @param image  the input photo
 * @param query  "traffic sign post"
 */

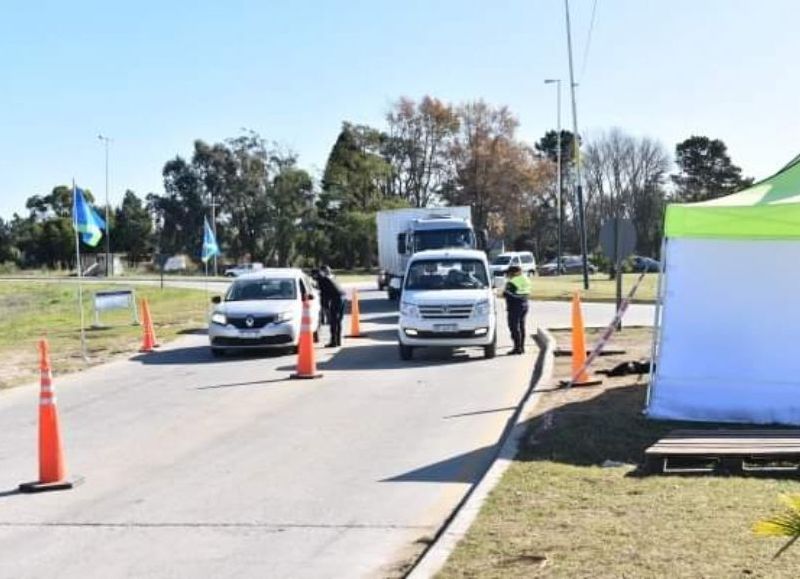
xmin=599 ymin=218 xmax=636 ymax=330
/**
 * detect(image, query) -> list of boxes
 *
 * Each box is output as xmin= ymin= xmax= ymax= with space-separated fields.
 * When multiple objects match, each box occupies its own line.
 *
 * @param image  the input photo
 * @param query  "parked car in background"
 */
xmin=539 ymin=255 xmax=599 ymax=276
xmin=629 ymin=255 xmax=661 ymax=273
xmin=208 ymin=268 xmax=319 ymax=356
xmin=489 ymin=251 xmax=536 ymax=278
xmin=224 ymin=262 xmax=264 ymax=277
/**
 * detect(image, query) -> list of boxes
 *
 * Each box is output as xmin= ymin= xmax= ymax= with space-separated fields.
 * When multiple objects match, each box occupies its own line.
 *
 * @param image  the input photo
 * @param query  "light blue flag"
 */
xmin=201 ymin=216 xmax=220 ymax=264
xmin=72 ymin=186 xmax=106 ymax=247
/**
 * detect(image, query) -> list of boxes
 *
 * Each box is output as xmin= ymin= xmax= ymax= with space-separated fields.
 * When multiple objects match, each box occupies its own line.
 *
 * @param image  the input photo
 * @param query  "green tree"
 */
xmin=266 ymin=160 xmax=314 ymax=266
xmin=672 ymin=136 xmax=753 ymax=202
xmin=114 ymin=190 xmax=153 ymax=265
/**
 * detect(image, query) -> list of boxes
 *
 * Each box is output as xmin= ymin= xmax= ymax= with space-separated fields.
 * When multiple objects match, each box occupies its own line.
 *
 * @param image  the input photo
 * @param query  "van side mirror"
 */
xmin=397 ymin=233 xmax=407 ymax=255
xmin=211 ymin=295 xmax=221 ymax=304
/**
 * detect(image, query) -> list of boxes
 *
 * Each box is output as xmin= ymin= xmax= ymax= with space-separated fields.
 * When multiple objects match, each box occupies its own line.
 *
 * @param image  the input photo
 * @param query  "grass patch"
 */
xmin=531 ymin=273 xmax=657 ymax=303
xmin=0 ymin=282 xmax=208 ymax=389
xmin=437 ymin=328 xmax=800 ymax=578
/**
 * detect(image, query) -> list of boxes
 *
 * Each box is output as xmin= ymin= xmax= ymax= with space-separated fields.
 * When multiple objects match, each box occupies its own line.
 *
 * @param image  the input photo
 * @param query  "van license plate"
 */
xmin=434 ymin=324 xmax=458 ymax=333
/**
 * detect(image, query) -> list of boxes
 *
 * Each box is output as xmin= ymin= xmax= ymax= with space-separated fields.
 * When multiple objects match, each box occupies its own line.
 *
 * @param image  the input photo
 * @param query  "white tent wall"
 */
xmin=648 ymin=238 xmax=800 ymax=425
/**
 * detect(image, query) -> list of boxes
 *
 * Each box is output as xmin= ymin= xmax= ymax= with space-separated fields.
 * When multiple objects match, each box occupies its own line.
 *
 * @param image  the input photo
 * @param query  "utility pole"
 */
xmin=564 ymin=0 xmax=590 ymax=289
xmin=98 ymin=134 xmax=112 ymax=276
xmin=544 ymin=79 xmax=563 ymax=276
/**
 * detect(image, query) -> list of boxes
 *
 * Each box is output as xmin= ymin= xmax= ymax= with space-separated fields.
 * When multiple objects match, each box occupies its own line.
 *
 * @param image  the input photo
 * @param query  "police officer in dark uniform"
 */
xmin=316 ymin=266 xmax=346 ymax=347
xmin=503 ymin=265 xmax=531 ymax=355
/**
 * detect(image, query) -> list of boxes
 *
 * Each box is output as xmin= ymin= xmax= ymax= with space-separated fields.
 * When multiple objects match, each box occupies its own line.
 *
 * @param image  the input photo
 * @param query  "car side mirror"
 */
xmin=211 ymin=295 xmax=221 ymax=304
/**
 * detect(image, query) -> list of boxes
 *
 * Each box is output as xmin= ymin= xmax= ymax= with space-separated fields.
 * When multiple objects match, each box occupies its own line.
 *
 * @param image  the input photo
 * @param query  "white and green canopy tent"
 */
xmin=647 ymin=155 xmax=800 ymax=425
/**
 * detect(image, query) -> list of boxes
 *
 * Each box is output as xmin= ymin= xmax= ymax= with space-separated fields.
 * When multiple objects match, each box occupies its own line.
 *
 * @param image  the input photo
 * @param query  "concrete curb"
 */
xmin=406 ymin=326 xmax=557 ymax=579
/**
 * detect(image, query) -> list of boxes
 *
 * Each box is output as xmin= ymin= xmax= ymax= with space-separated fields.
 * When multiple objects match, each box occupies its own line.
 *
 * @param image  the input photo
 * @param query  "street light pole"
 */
xmin=564 ymin=0 xmax=590 ymax=290
xmin=97 ymin=134 xmax=112 ymax=276
xmin=544 ymin=79 xmax=563 ymax=276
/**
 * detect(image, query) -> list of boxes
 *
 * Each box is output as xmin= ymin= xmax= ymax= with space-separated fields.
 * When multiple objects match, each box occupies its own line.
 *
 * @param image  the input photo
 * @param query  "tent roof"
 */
xmin=665 ymin=155 xmax=800 ymax=239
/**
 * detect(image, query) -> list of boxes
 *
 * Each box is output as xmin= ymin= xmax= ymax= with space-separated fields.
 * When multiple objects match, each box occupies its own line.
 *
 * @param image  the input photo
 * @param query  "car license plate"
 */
xmin=239 ymin=330 xmax=260 ymax=338
xmin=434 ymin=324 xmax=458 ymax=333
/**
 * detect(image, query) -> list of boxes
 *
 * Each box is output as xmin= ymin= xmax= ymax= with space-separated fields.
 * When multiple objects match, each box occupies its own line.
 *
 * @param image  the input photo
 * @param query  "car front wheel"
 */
xmin=399 ymin=344 xmax=414 ymax=360
xmin=484 ymin=333 xmax=497 ymax=359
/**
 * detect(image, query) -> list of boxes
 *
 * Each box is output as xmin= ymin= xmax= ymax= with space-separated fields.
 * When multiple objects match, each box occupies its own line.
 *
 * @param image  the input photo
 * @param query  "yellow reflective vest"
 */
xmin=507 ymin=274 xmax=531 ymax=297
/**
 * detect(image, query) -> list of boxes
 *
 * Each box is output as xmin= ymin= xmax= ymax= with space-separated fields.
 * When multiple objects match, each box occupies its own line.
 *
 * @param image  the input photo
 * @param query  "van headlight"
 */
xmin=474 ymin=299 xmax=491 ymax=317
xmin=400 ymin=302 xmax=419 ymax=318
xmin=275 ymin=311 xmax=294 ymax=323
xmin=211 ymin=312 xmax=227 ymax=325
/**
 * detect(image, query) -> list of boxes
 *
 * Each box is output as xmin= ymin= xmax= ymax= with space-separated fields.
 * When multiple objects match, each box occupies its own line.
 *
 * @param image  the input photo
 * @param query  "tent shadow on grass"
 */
xmin=517 ymin=382 xmax=800 ymax=479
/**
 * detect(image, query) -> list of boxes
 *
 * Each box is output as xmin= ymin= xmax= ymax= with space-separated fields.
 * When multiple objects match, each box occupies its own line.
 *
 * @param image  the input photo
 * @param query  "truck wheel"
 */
xmin=484 ymin=334 xmax=497 ymax=359
xmin=399 ymin=344 xmax=414 ymax=360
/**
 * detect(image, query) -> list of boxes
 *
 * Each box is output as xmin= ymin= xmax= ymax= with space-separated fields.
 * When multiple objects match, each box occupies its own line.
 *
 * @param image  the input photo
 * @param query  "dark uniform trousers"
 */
xmin=327 ymin=300 xmax=345 ymax=346
xmin=507 ymin=300 xmax=529 ymax=352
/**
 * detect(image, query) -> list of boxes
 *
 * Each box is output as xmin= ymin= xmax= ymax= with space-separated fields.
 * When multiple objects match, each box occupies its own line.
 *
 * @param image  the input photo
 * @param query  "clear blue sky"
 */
xmin=2 ymin=0 xmax=798 ymax=219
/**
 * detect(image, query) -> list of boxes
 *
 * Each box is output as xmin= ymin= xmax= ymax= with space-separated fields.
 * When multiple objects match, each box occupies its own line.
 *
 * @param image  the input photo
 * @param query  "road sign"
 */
xmin=599 ymin=218 xmax=636 ymax=264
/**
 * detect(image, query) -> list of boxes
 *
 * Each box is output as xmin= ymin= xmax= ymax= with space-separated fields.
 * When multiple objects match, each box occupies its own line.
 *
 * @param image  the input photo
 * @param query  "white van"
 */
xmin=489 ymin=251 xmax=536 ymax=277
xmin=397 ymin=249 xmax=497 ymax=360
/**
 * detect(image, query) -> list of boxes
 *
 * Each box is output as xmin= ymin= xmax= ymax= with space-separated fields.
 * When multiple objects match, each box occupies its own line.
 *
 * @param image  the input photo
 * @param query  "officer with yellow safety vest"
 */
xmin=503 ymin=265 xmax=531 ymax=355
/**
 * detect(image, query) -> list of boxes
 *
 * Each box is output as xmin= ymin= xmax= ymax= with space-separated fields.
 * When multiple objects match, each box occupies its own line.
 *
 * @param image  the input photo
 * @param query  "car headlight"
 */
xmin=474 ymin=299 xmax=491 ymax=316
xmin=274 ymin=311 xmax=294 ymax=323
xmin=211 ymin=312 xmax=227 ymax=325
xmin=400 ymin=302 xmax=419 ymax=318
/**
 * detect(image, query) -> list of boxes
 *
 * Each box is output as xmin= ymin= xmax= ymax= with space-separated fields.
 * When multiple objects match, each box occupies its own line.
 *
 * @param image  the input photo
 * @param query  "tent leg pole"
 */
xmin=645 ymin=235 xmax=668 ymax=410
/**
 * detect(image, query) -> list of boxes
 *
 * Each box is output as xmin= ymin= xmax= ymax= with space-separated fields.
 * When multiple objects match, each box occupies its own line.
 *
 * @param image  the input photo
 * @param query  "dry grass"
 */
xmin=0 ymin=282 xmax=208 ymax=389
xmin=437 ymin=328 xmax=800 ymax=578
xmin=531 ymin=273 xmax=658 ymax=303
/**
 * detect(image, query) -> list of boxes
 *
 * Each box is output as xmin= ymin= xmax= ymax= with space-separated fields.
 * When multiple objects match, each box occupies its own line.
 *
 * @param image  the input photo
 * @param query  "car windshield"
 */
xmin=492 ymin=256 xmax=512 ymax=265
xmin=226 ymin=278 xmax=297 ymax=301
xmin=413 ymin=229 xmax=474 ymax=252
xmin=405 ymin=259 xmax=489 ymax=290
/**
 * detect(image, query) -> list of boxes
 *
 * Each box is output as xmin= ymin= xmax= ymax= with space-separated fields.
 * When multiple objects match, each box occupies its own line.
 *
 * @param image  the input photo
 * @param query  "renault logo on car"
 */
xmin=245 ymin=316 xmax=255 ymax=328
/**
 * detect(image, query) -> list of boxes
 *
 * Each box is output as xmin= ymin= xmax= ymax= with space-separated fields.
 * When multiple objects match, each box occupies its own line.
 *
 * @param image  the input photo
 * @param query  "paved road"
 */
xmin=0 ymin=290 xmax=537 ymax=578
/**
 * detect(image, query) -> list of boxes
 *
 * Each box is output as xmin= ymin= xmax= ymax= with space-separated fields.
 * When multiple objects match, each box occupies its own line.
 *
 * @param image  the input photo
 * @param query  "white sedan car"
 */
xmin=209 ymin=269 xmax=320 ymax=356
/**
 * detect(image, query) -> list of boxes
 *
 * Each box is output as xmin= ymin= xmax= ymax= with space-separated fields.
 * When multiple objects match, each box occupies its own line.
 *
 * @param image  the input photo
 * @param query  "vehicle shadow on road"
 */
xmin=355 ymin=297 xmax=398 ymax=316
xmin=276 ymin=343 xmax=485 ymax=372
xmin=131 ymin=346 xmax=288 ymax=365
xmin=360 ymin=314 xmax=398 ymax=325
xmin=382 ymin=445 xmax=495 ymax=484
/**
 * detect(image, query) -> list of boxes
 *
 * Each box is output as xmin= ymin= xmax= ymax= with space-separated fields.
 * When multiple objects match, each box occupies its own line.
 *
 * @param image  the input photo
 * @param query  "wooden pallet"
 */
xmin=644 ymin=429 xmax=800 ymax=474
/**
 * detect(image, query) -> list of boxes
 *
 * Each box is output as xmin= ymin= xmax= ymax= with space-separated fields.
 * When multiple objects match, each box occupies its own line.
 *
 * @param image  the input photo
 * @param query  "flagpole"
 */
xmin=73 ymin=180 xmax=89 ymax=362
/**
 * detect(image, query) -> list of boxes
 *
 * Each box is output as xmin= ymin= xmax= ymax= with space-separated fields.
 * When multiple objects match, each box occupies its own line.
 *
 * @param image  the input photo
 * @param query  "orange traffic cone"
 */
xmin=139 ymin=298 xmax=159 ymax=352
xmin=19 ymin=339 xmax=83 ymax=493
xmin=348 ymin=288 xmax=366 ymax=338
xmin=561 ymin=292 xmax=602 ymax=388
xmin=290 ymin=299 xmax=323 ymax=380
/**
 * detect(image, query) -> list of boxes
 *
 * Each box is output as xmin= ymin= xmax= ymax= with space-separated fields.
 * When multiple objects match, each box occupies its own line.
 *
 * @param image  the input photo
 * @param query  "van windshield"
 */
xmin=405 ymin=259 xmax=489 ymax=291
xmin=413 ymin=229 xmax=474 ymax=252
xmin=227 ymin=279 xmax=297 ymax=301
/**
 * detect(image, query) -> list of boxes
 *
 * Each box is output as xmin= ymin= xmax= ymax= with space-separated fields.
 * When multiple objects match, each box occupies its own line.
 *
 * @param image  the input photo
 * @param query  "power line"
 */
xmin=579 ymin=0 xmax=599 ymax=82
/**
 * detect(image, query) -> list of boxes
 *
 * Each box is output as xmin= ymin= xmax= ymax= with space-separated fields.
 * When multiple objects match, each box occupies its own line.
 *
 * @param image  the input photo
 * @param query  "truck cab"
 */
xmin=397 ymin=249 xmax=497 ymax=360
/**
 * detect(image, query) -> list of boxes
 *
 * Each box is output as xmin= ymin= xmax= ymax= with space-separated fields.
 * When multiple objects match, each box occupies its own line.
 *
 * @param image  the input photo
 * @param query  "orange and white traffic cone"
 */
xmin=19 ymin=339 xmax=83 ymax=493
xmin=139 ymin=298 xmax=159 ymax=352
xmin=561 ymin=292 xmax=602 ymax=388
xmin=290 ymin=299 xmax=323 ymax=380
xmin=348 ymin=288 xmax=366 ymax=338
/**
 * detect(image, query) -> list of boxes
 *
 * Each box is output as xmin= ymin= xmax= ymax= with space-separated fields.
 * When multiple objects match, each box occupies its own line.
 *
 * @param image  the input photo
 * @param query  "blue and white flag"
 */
xmin=72 ymin=186 xmax=106 ymax=247
xmin=201 ymin=216 xmax=220 ymax=264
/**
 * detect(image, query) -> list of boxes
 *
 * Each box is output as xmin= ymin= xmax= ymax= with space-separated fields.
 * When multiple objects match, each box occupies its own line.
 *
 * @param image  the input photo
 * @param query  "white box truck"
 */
xmin=376 ymin=206 xmax=481 ymax=299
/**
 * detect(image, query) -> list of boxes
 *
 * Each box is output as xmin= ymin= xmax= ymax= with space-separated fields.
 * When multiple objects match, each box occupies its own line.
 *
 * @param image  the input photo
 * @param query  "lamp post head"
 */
xmin=544 ymin=78 xmax=561 ymax=85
